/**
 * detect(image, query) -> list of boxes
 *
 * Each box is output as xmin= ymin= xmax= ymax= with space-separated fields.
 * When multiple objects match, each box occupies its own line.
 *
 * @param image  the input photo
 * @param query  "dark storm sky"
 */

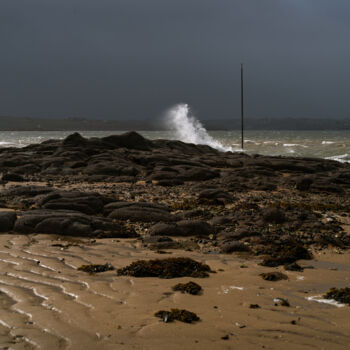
xmin=1 ymin=0 xmax=350 ymax=120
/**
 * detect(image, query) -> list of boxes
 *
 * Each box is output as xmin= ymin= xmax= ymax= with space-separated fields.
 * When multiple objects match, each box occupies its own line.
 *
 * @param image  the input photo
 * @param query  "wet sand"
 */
xmin=0 ymin=233 xmax=350 ymax=350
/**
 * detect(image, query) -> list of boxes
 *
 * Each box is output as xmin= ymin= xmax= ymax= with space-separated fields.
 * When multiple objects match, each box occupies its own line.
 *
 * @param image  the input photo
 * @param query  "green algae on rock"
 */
xmin=260 ymin=272 xmax=288 ymax=281
xmin=155 ymin=309 xmax=200 ymax=323
xmin=172 ymin=281 xmax=202 ymax=295
xmin=117 ymin=257 xmax=211 ymax=278
xmin=78 ymin=263 xmax=114 ymax=273
xmin=324 ymin=287 xmax=350 ymax=305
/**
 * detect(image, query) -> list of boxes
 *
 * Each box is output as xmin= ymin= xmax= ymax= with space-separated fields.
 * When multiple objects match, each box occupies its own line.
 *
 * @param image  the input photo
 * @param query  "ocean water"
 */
xmin=0 ymin=129 xmax=349 ymax=163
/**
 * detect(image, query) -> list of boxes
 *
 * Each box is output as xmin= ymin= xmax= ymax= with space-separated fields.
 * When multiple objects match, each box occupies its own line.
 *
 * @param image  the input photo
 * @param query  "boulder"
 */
xmin=0 ymin=212 xmax=17 ymax=232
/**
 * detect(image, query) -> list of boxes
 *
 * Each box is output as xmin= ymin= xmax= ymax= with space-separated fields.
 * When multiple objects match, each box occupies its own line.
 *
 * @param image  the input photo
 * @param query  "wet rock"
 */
xmin=296 ymin=177 xmax=313 ymax=191
xmin=175 ymin=209 xmax=207 ymax=220
xmin=220 ymin=241 xmax=250 ymax=254
xmin=154 ymin=309 xmax=200 ymax=323
xmin=62 ymin=132 xmax=87 ymax=147
xmin=178 ymin=167 xmax=219 ymax=182
xmin=176 ymin=220 xmax=213 ymax=236
xmin=260 ymin=272 xmax=288 ymax=281
xmin=108 ymin=206 xmax=174 ymax=223
xmin=197 ymin=189 xmax=233 ymax=204
xmin=2 ymin=173 xmax=25 ymax=182
xmin=38 ymin=191 xmax=111 ymax=215
xmin=102 ymin=131 xmax=152 ymax=151
xmin=0 ymin=212 xmax=17 ymax=232
xmin=172 ymin=281 xmax=202 ymax=295
xmin=78 ymin=263 xmax=114 ymax=274
xmin=117 ymin=257 xmax=212 ymax=278
xmin=209 ymin=216 xmax=233 ymax=226
xmin=284 ymin=262 xmax=304 ymax=272
xmin=148 ymin=223 xmax=184 ymax=236
xmin=262 ymin=207 xmax=286 ymax=224
xmin=13 ymin=209 xmax=132 ymax=237
xmin=156 ymin=179 xmax=184 ymax=187
xmin=324 ymin=287 xmax=350 ymax=305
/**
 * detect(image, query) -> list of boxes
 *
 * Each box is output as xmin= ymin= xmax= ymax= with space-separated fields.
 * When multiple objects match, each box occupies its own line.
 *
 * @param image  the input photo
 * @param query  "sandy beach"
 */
xmin=1 ymin=233 xmax=350 ymax=350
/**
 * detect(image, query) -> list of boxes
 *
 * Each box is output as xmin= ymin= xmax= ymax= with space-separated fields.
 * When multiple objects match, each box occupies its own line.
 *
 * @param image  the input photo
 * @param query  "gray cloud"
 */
xmin=0 ymin=0 xmax=349 ymax=120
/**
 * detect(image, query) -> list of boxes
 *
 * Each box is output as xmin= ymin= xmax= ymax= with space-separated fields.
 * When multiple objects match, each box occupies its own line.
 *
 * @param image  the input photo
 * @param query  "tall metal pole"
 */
xmin=241 ymin=63 xmax=244 ymax=149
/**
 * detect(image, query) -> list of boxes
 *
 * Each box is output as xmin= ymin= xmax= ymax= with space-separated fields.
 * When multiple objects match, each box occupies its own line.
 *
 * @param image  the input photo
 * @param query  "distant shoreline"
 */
xmin=0 ymin=116 xmax=350 ymax=131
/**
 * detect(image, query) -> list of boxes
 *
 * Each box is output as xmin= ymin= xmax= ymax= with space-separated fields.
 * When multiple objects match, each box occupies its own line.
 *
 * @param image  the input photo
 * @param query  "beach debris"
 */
xmin=324 ymin=287 xmax=350 ymax=305
xmin=235 ymin=322 xmax=246 ymax=328
xmin=117 ymin=257 xmax=212 ymax=278
xmin=249 ymin=304 xmax=261 ymax=309
xmin=155 ymin=309 xmax=200 ymax=323
xmin=78 ymin=263 xmax=114 ymax=273
xmin=273 ymin=297 xmax=290 ymax=307
xmin=172 ymin=281 xmax=202 ymax=295
xmin=260 ymin=272 xmax=288 ymax=281
xmin=221 ymin=334 xmax=230 ymax=340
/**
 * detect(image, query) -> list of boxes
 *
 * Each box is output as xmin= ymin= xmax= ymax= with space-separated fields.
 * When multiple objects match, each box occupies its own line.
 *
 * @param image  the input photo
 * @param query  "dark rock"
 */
xmin=198 ymin=189 xmax=233 ymax=204
xmin=2 ymin=173 xmax=25 ymax=182
xmin=296 ymin=177 xmax=313 ymax=191
xmin=172 ymin=281 xmax=202 ymax=295
xmin=108 ymin=205 xmax=174 ymax=223
xmin=220 ymin=241 xmax=250 ymax=254
xmin=249 ymin=304 xmax=260 ymax=309
xmin=262 ymin=207 xmax=286 ymax=224
xmin=209 ymin=216 xmax=233 ymax=226
xmin=154 ymin=309 xmax=200 ymax=323
xmin=260 ymin=272 xmax=288 ymax=281
xmin=39 ymin=191 xmax=110 ymax=215
xmin=148 ymin=223 xmax=183 ymax=236
xmin=13 ymin=209 xmax=132 ymax=237
xmin=102 ymin=131 xmax=152 ymax=150
xmin=176 ymin=220 xmax=213 ymax=236
xmin=0 ymin=212 xmax=17 ymax=232
xmin=63 ymin=132 xmax=87 ymax=147
xmin=284 ymin=262 xmax=304 ymax=272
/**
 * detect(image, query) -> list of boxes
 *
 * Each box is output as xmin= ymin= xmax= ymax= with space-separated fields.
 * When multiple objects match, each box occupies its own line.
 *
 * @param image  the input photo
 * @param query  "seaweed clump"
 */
xmin=260 ymin=241 xmax=312 ymax=267
xmin=155 ymin=309 xmax=200 ymax=323
xmin=78 ymin=263 xmax=114 ymax=274
xmin=117 ymin=257 xmax=211 ymax=278
xmin=324 ymin=287 xmax=350 ymax=305
xmin=260 ymin=272 xmax=288 ymax=281
xmin=172 ymin=281 xmax=202 ymax=295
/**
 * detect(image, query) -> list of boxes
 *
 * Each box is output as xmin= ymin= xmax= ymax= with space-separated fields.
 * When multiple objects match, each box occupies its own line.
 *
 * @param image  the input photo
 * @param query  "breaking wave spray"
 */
xmin=164 ymin=104 xmax=233 ymax=152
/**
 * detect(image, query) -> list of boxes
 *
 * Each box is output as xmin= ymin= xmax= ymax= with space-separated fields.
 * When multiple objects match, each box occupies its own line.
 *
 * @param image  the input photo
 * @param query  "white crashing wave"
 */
xmin=164 ymin=104 xmax=234 ymax=152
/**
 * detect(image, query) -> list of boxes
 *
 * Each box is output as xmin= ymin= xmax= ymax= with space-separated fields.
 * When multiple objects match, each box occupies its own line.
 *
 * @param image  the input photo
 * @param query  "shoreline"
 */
xmin=0 ymin=132 xmax=349 ymax=349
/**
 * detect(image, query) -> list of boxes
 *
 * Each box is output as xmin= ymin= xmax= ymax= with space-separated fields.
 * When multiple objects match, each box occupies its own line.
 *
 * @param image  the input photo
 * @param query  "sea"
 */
xmin=0 ymin=129 xmax=349 ymax=163
xmin=0 ymin=104 xmax=349 ymax=162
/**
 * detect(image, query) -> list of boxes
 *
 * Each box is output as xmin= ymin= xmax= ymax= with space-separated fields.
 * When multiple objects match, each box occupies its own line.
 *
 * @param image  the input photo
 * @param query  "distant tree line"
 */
xmin=0 ymin=115 xmax=349 ymax=131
